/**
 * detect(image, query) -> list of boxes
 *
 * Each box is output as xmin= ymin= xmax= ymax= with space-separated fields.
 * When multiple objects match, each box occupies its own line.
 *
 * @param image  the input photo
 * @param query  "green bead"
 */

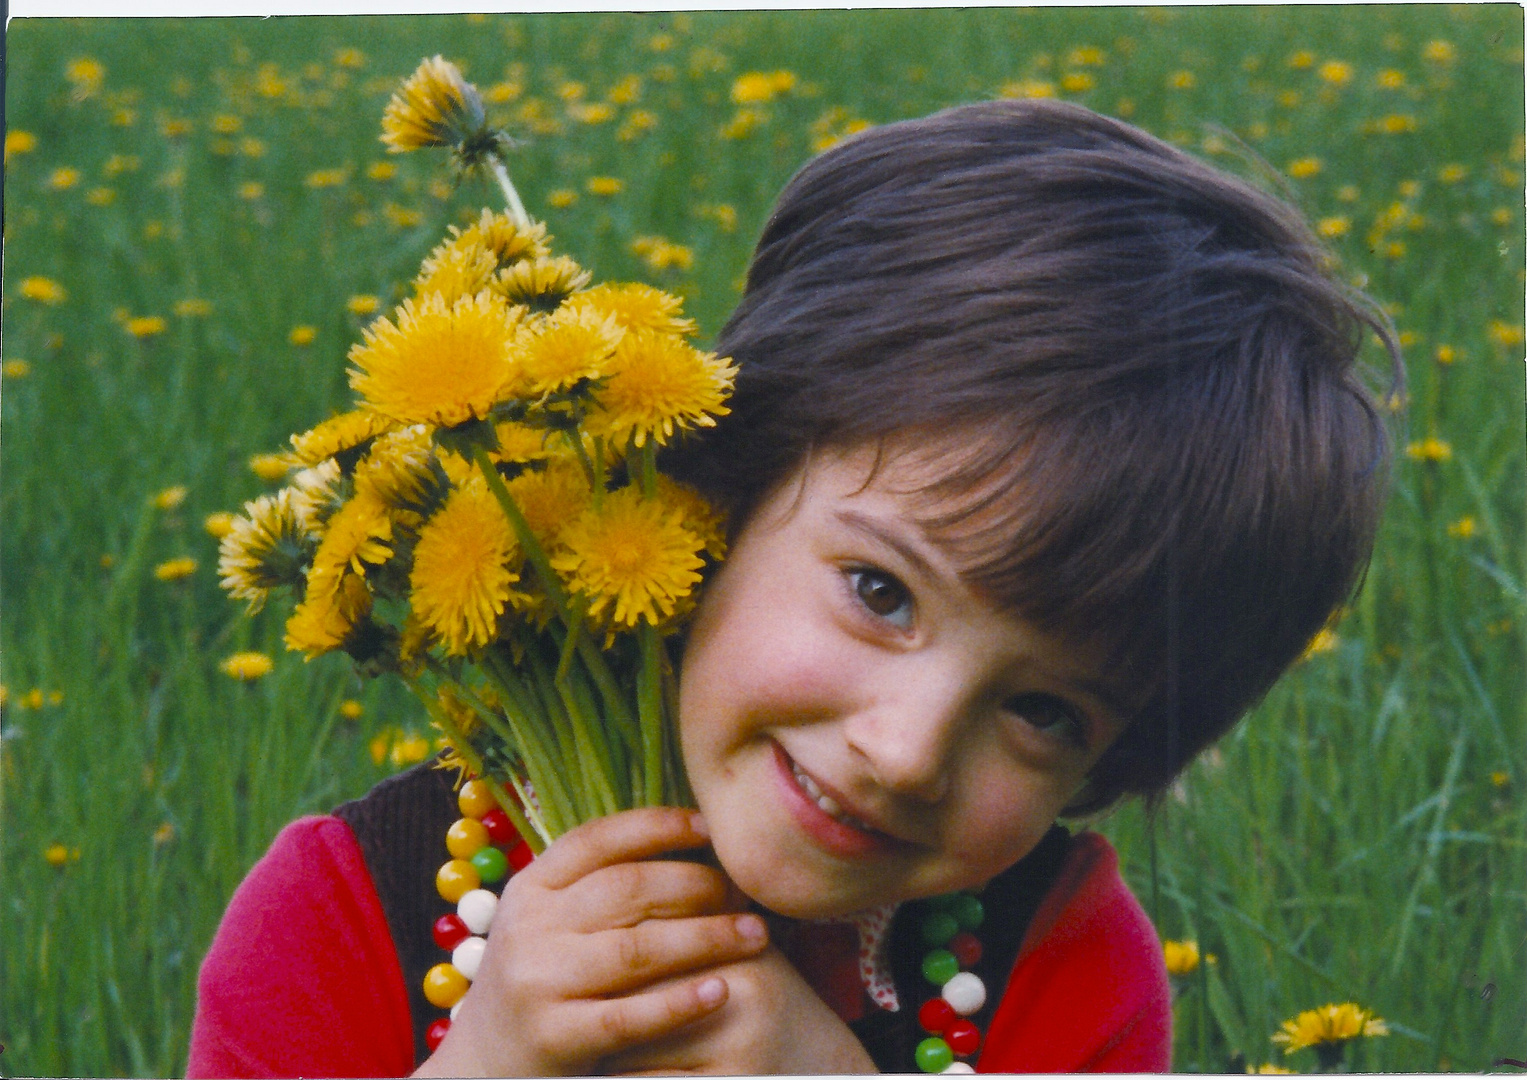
xmin=950 ymin=893 xmax=984 ymax=931
xmin=925 ymin=893 xmax=961 ymax=912
xmin=921 ymin=911 xmax=959 ymax=947
xmin=922 ymin=948 xmax=959 ymax=985
xmin=470 ymin=845 xmax=508 ymax=883
xmin=915 ymin=1037 xmax=955 ymax=1073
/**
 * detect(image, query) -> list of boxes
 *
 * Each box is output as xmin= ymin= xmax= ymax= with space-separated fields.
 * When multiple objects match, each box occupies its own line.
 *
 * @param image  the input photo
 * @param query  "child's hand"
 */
xmin=414 ymin=808 xmax=770 ymax=1078
xmin=598 ymin=946 xmax=878 ymax=1075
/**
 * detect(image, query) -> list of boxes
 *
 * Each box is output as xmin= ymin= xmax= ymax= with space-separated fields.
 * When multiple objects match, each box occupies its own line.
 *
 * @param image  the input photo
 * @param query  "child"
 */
xmin=188 ymin=99 xmax=1397 ymax=1076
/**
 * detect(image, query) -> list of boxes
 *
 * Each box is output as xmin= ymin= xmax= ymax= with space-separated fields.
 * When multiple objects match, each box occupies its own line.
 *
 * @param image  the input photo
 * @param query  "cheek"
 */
xmin=946 ymin=760 xmax=1067 ymax=876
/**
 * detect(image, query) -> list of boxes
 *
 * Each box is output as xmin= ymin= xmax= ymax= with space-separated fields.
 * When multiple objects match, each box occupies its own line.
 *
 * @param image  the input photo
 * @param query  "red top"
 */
xmin=188 ymin=816 xmax=1169 ymax=1076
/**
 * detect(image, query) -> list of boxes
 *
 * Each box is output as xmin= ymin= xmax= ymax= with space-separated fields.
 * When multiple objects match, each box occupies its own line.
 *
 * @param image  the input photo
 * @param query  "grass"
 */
xmin=2 ymin=8 xmax=1523 ymax=1076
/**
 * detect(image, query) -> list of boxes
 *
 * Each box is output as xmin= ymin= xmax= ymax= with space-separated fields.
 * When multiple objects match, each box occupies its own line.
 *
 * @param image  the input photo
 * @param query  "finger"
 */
xmin=532 ymin=808 xmax=710 ymax=890
xmin=580 ymin=912 xmax=768 ymax=995
xmin=563 ymin=859 xmax=736 ymax=932
xmin=554 ymin=974 xmax=729 ymax=1062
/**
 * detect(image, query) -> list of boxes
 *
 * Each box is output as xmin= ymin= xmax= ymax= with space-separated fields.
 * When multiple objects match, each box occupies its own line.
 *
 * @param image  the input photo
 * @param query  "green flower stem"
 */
xmin=480 ymin=648 xmax=576 ymax=837
xmin=525 ymin=638 xmax=620 ymax=820
xmin=555 ymin=605 xmax=585 ymax=685
xmin=489 ymin=152 xmax=531 ymax=230
xmin=640 ymin=440 xmax=659 ymax=499
xmin=637 ymin=622 xmax=667 ymax=807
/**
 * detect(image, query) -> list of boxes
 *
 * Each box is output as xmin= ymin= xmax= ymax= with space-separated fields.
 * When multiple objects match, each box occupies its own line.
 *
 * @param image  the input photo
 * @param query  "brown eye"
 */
xmin=1004 ymin=693 xmax=1087 ymax=749
xmin=849 ymin=569 xmax=913 ymax=628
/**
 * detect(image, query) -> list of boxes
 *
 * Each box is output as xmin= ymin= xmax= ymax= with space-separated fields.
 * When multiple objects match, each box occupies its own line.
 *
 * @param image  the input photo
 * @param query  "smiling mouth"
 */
xmin=787 ymin=757 xmax=880 ymax=833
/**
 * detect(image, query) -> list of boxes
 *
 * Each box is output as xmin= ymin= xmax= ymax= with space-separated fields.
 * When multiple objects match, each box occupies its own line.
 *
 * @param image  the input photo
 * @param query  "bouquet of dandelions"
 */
xmin=218 ymin=57 xmax=736 ymax=857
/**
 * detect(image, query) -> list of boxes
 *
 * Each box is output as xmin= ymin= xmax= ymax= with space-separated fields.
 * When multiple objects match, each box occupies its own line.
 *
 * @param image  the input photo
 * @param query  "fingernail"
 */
xmin=736 ymin=914 xmax=766 ymax=946
xmin=697 ymin=976 xmax=726 ymax=1006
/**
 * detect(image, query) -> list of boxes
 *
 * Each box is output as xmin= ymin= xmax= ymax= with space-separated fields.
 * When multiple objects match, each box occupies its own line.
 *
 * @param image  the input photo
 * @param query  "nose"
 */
xmin=843 ymin=678 xmax=967 ymax=804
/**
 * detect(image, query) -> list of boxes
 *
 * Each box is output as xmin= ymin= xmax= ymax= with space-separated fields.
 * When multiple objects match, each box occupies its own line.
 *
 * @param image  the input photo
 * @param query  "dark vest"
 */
xmin=334 ymin=761 xmax=1068 ymax=1071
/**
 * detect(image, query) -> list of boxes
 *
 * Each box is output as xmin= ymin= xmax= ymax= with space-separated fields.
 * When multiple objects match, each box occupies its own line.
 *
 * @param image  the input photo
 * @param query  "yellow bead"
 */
xmin=446 ymin=817 xmax=490 ymax=860
xmin=422 ymin=962 xmax=469 ymax=1008
xmin=436 ymin=859 xmax=481 ymax=903
xmin=458 ymin=779 xmax=496 ymax=819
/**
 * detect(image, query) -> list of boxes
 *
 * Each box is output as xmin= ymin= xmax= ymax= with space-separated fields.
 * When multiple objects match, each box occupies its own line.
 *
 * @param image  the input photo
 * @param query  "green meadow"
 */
xmin=2 ymin=8 xmax=1523 ymax=1075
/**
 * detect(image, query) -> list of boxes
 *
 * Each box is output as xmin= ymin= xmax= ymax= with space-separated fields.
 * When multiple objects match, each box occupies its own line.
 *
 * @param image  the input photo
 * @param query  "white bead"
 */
xmin=942 ymin=1064 xmax=976 ymax=1074
xmin=458 ymin=888 xmax=498 ymax=934
xmin=452 ymin=935 xmax=487 ymax=981
xmin=942 ymin=971 xmax=986 ymax=1016
xmin=450 ymin=1000 xmax=463 ymax=1020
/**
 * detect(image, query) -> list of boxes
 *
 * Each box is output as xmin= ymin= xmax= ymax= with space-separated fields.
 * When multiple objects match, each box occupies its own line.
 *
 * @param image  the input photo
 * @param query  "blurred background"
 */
xmin=2 ymin=8 xmax=1523 ymax=1075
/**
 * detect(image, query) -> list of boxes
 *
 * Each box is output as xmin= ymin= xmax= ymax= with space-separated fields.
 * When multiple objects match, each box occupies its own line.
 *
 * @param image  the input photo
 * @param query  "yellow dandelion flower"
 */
xmin=238 ymin=181 xmax=264 ymax=200
xmin=1272 ymin=1002 xmax=1388 ymax=1055
xmin=219 ymin=488 xmax=311 ymax=611
xmin=1068 ymin=46 xmax=1106 ymax=66
xmin=335 ymin=47 xmax=366 ymax=68
xmin=1162 ymin=939 xmax=1201 ymax=976
xmin=1378 ymin=114 xmax=1418 ymax=134
xmin=415 ymin=243 xmax=499 ymax=303
xmin=44 ymin=843 xmax=80 ymax=867
xmin=1249 ymin=1064 xmax=1295 ymax=1074
xmin=347 ymin=294 xmax=381 ymax=317
xmin=210 ymin=113 xmax=242 ymax=135
xmin=286 ymin=570 xmax=372 ymax=658
xmin=1435 ymin=345 xmax=1458 ymax=364
xmin=220 ymin=651 xmax=274 ymax=680
xmin=656 ymin=475 xmax=727 ymax=560
xmin=340 ymin=699 xmax=365 ymax=720
xmin=353 ymin=425 xmax=441 ymax=511
xmin=381 ymin=55 xmax=485 ymax=154
xmin=455 ymin=209 xmax=549 ymax=268
xmin=289 ymin=325 xmax=317 ymax=346
xmin=497 ymin=255 xmax=592 ymax=315
xmin=485 ymin=80 xmax=522 ymax=104
xmin=1301 ymin=627 xmax=1339 ymax=659
xmin=1167 ymin=70 xmax=1196 ymax=89
xmin=587 ymin=176 xmax=624 ymax=196
xmin=587 ymin=330 xmax=736 ymax=449
xmin=3 ymin=360 xmax=32 ymax=378
xmin=630 ymin=236 xmax=694 ymax=273
xmin=1317 ymin=216 xmax=1350 ymax=238
xmin=1405 ymin=437 xmax=1452 ymax=463
xmin=48 ymin=166 xmax=80 ymax=190
xmin=1490 ymin=770 xmax=1510 ymax=787
xmin=1061 ymin=72 xmax=1096 ymax=93
xmin=1447 ymin=516 xmax=1477 ymax=539
xmin=410 ymin=474 xmax=526 ymax=655
xmin=569 ymin=102 xmax=614 ymax=124
xmin=731 ymin=71 xmax=788 ymax=105
xmin=240 ymin=137 xmax=266 ymax=157
xmin=305 ymin=167 xmax=348 ymax=189
xmin=21 ymin=688 xmax=45 ymax=709
xmin=152 ymin=485 xmax=188 ymax=511
xmin=1287 ymin=157 xmax=1322 ymax=179
xmin=5 ymin=129 xmax=37 ymax=162
xmin=308 ymin=493 xmax=393 ymax=598
xmin=1377 ymin=68 xmax=1406 ymax=89
xmin=564 ymin=283 xmax=697 ymax=338
xmin=349 ymin=291 xmax=523 ymax=427
xmin=1488 ymin=321 xmax=1525 ymax=347
xmin=126 ymin=316 xmax=167 ymax=338
xmin=158 ymin=117 xmax=193 ymax=139
xmin=1288 ymin=50 xmax=1315 ymax=69
xmin=153 ymin=822 xmax=177 ymax=846
xmin=86 ymin=186 xmax=116 ymax=206
xmin=548 ymin=188 xmax=577 ymax=208
xmin=154 ymin=557 xmax=198 ymax=581
xmin=367 ymin=160 xmax=397 ymax=181
xmin=551 ymin=485 xmax=706 ymax=630
xmin=491 ymin=421 xmax=556 ymax=464
xmin=20 ymin=277 xmax=66 ymax=304
xmin=204 ymin=511 xmax=238 ymax=539
xmin=65 ymin=56 xmax=105 ymax=97
xmin=391 ymin=731 xmax=432 ymax=767
xmin=174 ymin=298 xmax=212 ymax=317
xmin=514 ymin=304 xmax=623 ymax=396
xmin=1438 ymin=163 xmax=1467 ymax=183
xmin=290 ymin=409 xmax=395 ymax=467
xmin=1318 ymin=60 xmax=1353 ymax=85
xmin=999 ymin=79 xmax=1056 ymax=100
xmin=1422 ymin=40 xmax=1456 ymax=64
xmin=503 ymin=457 xmax=592 ymax=551
xmin=250 ymin=452 xmax=293 ymax=482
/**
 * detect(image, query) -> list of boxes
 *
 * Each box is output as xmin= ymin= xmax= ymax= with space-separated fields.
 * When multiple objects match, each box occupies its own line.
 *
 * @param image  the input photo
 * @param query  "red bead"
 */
xmin=506 ymin=839 xmax=535 ymax=871
xmin=948 ymin=931 xmax=983 ymax=968
xmin=425 ymin=1017 xmax=451 ymax=1053
xmin=918 ymin=996 xmax=956 ymax=1034
xmin=432 ymin=913 xmax=471 ymax=951
xmin=481 ymin=808 xmax=516 ymax=846
xmin=946 ymin=1019 xmax=981 ymax=1056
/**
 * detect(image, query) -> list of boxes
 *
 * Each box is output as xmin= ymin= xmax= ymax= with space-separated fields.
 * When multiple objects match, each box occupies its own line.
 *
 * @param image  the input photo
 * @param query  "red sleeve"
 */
xmin=977 ymin=832 xmax=1172 ymax=1073
xmin=187 ymin=815 xmax=416 ymax=1079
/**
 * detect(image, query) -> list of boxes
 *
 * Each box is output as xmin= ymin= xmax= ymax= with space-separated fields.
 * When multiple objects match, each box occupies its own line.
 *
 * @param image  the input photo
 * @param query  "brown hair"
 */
xmin=663 ymin=99 xmax=1400 ymax=813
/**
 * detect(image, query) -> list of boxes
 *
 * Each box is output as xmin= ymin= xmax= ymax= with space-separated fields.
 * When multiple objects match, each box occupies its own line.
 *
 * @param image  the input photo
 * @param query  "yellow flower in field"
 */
xmin=153 ymin=485 xmax=188 ymax=511
xmin=66 ymin=56 xmax=105 ymax=98
xmin=1317 ymin=60 xmax=1353 ymax=85
xmin=89 ymin=187 xmax=119 ymax=209
xmin=1376 ymin=68 xmax=1405 ymax=89
xmin=1438 ymin=164 xmax=1466 ymax=184
xmin=291 ymin=409 xmax=394 ymax=467
xmin=220 ymin=651 xmax=274 ymax=681
xmin=730 ymin=71 xmax=790 ymax=105
xmin=1422 ymin=40 xmax=1456 ymax=64
xmin=349 ymin=291 xmax=523 ymax=427
xmin=20 ymin=276 xmax=66 ymax=304
xmin=219 ymin=489 xmax=310 ymax=611
xmin=340 ymin=699 xmax=365 ymax=720
xmin=334 ymin=47 xmax=366 ymax=68
xmin=548 ymin=188 xmax=577 ymax=208
xmin=1288 ymin=50 xmax=1315 ymax=69
xmin=569 ymin=102 xmax=614 ymax=124
xmin=5 ymin=129 xmax=37 ymax=162
xmin=3 ymin=360 xmax=31 ymax=378
xmin=289 ymin=325 xmax=318 ymax=346
xmin=410 ymin=474 xmax=526 ymax=655
xmin=497 ymin=254 xmax=592 ymax=314
xmin=391 ymin=731 xmax=431 ymax=767
xmin=21 ymin=688 xmax=45 ymax=709
xmin=381 ymin=55 xmax=485 ymax=154
xmin=367 ymin=160 xmax=397 ymax=181
xmin=44 ymin=843 xmax=81 ymax=867
xmin=158 ymin=116 xmax=194 ymax=139
xmin=1248 ymin=1064 xmax=1294 ymax=1074
xmin=998 ymin=78 xmax=1056 ymax=100
xmin=1377 ymin=114 xmax=1418 ymax=134
xmin=587 ymin=176 xmax=623 ymax=196
xmin=204 ymin=511 xmax=238 ymax=539
xmin=552 ymin=485 xmax=706 ymax=630
xmin=153 ymin=822 xmax=177 ymax=846
xmin=1491 ymin=770 xmax=1510 ymax=787
xmin=514 ymin=304 xmax=624 ymax=396
xmin=721 ymin=108 xmax=766 ymax=141
xmin=238 ymin=181 xmax=264 ymax=200
xmin=155 ymin=557 xmax=199 ymax=581
xmin=1316 ymin=216 xmax=1350 ymax=238
xmin=1488 ymin=321 xmax=1525 ymax=348
xmin=1167 ymin=70 xmax=1196 ymax=89
xmin=240 ymin=137 xmax=266 ymax=158
xmin=1162 ymin=939 xmax=1201 ymax=976
xmin=1060 ymin=72 xmax=1096 ymax=93
xmin=1435 ymin=345 xmax=1458 ymax=364
xmin=286 ymin=570 xmax=372 ymax=658
xmin=347 ymin=294 xmax=381 ymax=317
xmin=126 ymin=316 xmax=167 ymax=338
xmin=1300 ymin=627 xmax=1339 ymax=659
xmin=305 ymin=167 xmax=348 ymax=189
xmin=249 ymin=452 xmax=293 ymax=482
xmin=210 ymin=113 xmax=242 ymax=135
xmin=485 ymin=80 xmax=522 ymax=104
xmin=1286 ymin=157 xmax=1322 ymax=179
xmin=698 ymin=203 xmax=738 ymax=232
xmin=1492 ymin=207 xmax=1515 ymax=227
xmin=588 ymin=330 xmax=736 ymax=450
xmin=1447 ymin=516 xmax=1476 ymax=539
xmin=630 ymin=236 xmax=694 ymax=273
xmin=1272 ymin=1002 xmax=1387 ymax=1055
xmin=1405 ymin=437 xmax=1452 ymax=463
xmin=47 ymin=167 xmax=80 ymax=190
xmin=566 ymin=283 xmax=696 ymax=338
xmin=1068 ymin=46 xmax=1106 ymax=66
xmin=175 ymin=298 xmax=213 ymax=317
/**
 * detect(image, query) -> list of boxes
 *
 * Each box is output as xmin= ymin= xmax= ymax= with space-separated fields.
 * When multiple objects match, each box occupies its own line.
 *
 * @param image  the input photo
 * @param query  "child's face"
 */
xmin=678 ymin=444 xmax=1131 ymax=919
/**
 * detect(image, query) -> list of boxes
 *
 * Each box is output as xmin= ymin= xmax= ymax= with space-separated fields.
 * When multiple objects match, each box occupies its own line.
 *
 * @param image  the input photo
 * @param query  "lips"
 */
xmin=770 ymin=740 xmax=904 ymax=858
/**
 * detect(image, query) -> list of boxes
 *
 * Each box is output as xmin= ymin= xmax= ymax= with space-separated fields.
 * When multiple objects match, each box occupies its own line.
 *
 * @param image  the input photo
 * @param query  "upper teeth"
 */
xmin=791 ymin=760 xmax=861 ymax=827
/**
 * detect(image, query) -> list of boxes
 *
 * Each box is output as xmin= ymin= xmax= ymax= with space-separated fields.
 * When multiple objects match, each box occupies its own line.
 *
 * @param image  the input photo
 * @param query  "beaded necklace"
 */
xmin=417 ymin=779 xmax=993 ymax=1072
